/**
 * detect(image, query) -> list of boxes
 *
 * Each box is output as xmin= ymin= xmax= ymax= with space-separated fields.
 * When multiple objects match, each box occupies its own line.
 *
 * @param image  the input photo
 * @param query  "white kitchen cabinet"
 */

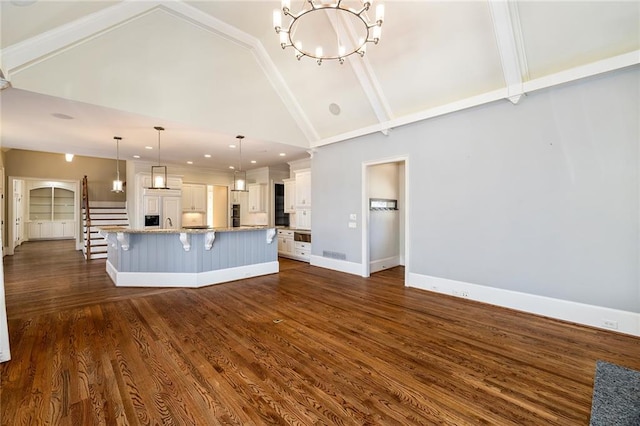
xmin=144 ymin=196 xmax=160 ymax=215
xmin=182 ymin=184 xmax=206 ymax=212
xmin=294 ymin=241 xmax=311 ymax=261
xmin=248 ymin=184 xmax=266 ymax=213
xmin=28 ymin=221 xmax=52 ymax=239
xmin=296 ymin=209 xmax=311 ymax=230
xmin=277 ymin=229 xmax=294 ymax=256
xmin=29 ymin=220 xmax=75 ymax=239
xmin=294 ymin=169 xmax=311 ymax=208
xmin=284 ymin=178 xmax=296 ymax=213
xmin=52 ymin=221 xmax=76 ymax=238
xmin=162 ymin=197 xmax=181 ymax=229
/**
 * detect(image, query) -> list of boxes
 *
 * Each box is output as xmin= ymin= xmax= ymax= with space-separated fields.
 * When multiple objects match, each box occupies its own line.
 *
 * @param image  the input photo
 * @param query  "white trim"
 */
xmin=407 ymin=272 xmax=640 ymax=337
xmin=310 ymin=255 xmax=362 ymax=276
xmin=106 ymin=260 xmax=279 ymax=288
xmin=361 ymin=156 xmax=410 ymax=279
xmin=522 ymin=50 xmax=639 ymax=93
xmin=0 ymin=241 xmax=11 ymax=363
xmin=370 ymin=256 xmax=400 ymax=274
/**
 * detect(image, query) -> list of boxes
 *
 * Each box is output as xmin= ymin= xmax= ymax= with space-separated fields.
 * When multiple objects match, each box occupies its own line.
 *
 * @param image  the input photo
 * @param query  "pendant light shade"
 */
xmin=112 ymin=136 xmax=124 ymax=193
xmin=151 ymin=126 xmax=168 ymax=189
xmin=232 ymin=135 xmax=247 ymax=192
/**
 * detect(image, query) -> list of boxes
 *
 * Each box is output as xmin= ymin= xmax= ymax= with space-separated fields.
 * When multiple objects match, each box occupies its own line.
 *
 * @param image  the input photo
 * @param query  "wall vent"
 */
xmin=323 ymin=250 xmax=346 ymax=260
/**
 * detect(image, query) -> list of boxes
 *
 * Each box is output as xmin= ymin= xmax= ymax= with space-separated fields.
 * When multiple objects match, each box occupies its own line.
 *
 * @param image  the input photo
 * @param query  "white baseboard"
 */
xmin=407 ymin=272 xmax=640 ymax=337
xmin=310 ymin=255 xmax=364 ymax=276
xmin=106 ymin=260 xmax=279 ymax=288
xmin=370 ymin=256 xmax=400 ymax=274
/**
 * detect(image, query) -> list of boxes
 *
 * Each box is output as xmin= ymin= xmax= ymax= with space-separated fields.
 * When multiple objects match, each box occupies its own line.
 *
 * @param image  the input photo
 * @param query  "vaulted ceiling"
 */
xmin=1 ymin=1 xmax=638 ymax=171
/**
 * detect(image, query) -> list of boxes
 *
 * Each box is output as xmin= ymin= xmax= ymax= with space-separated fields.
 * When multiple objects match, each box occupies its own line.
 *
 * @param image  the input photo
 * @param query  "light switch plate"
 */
xmin=348 ymin=222 xmax=357 ymax=228
xmin=349 ymin=213 xmax=357 ymax=221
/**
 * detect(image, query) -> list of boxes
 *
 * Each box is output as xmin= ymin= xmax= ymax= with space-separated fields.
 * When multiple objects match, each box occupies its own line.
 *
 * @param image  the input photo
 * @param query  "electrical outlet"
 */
xmin=602 ymin=319 xmax=618 ymax=329
xmin=461 ymin=291 xmax=469 ymax=298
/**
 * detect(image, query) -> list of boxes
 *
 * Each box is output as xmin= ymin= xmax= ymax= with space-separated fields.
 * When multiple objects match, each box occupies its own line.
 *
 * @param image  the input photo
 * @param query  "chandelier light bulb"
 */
xmin=376 ymin=4 xmax=385 ymax=24
xmin=281 ymin=0 xmax=290 ymax=13
xmin=273 ymin=10 xmax=281 ymax=30
xmin=316 ymin=46 xmax=323 ymax=57
xmin=339 ymin=45 xmax=346 ymax=57
xmin=373 ymin=25 xmax=382 ymax=42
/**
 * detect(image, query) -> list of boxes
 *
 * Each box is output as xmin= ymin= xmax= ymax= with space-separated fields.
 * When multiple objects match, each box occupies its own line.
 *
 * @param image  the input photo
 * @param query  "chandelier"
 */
xmin=273 ymin=0 xmax=384 ymax=65
xmin=112 ymin=136 xmax=124 ymax=193
xmin=151 ymin=126 xmax=168 ymax=189
xmin=231 ymin=135 xmax=247 ymax=192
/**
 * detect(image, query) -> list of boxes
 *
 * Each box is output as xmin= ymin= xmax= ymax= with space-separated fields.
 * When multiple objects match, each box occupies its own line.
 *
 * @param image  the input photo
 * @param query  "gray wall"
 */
xmin=312 ymin=66 xmax=639 ymax=312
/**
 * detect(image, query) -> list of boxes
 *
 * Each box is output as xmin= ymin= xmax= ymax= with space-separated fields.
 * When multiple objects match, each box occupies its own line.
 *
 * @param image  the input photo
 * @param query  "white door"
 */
xmin=162 ymin=197 xmax=181 ymax=229
xmin=0 ymin=167 xmax=4 ymax=251
xmin=13 ymin=180 xmax=24 ymax=248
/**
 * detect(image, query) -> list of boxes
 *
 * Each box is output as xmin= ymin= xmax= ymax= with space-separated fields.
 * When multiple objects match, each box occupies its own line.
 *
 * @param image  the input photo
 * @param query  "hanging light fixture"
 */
xmin=151 ymin=126 xmax=168 ymax=189
xmin=112 ymin=136 xmax=124 ymax=193
xmin=232 ymin=135 xmax=247 ymax=192
xmin=273 ymin=0 xmax=384 ymax=65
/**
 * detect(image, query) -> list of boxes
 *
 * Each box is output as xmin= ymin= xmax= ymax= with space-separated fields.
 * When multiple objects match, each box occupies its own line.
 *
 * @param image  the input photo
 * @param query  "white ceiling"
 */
xmin=0 ymin=1 xmax=638 ymax=172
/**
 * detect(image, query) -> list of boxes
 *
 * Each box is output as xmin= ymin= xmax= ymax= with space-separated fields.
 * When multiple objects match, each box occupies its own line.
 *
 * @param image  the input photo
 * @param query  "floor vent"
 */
xmin=323 ymin=250 xmax=346 ymax=260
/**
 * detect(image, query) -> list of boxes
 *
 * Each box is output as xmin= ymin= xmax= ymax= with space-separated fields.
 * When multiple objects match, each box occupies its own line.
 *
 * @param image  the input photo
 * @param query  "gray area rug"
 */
xmin=590 ymin=360 xmax=640 ymax=426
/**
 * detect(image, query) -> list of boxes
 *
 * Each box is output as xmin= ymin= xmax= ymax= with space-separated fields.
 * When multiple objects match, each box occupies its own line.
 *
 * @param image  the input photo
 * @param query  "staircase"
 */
xmin=82 ymin=201 xmax=129 ymax=259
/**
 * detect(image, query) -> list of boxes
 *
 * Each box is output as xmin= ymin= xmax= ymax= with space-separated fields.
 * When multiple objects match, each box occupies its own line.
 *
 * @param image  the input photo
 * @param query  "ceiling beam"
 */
xmin=328 ymin=10 xmax=394 ymax=136
xmin=488 ymin=1 xmax=527 ymax=105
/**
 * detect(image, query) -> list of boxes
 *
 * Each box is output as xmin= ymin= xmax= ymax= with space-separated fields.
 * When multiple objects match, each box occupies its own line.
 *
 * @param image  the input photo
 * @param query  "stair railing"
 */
xmin=82 ymin=175 xmax=92 ymax=260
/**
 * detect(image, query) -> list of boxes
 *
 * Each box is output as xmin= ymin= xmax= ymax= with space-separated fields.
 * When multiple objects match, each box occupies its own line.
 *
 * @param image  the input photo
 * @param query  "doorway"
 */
xmin=362 ymin=158 xmax=408 ymax=279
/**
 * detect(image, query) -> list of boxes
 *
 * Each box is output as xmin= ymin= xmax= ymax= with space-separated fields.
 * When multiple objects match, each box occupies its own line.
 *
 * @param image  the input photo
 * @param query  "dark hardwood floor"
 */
xmin=2 ymin=240 xmax=639 ymax=425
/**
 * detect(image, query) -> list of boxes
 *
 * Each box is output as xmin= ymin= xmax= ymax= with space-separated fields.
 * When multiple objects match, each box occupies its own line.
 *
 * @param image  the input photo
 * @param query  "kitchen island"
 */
xmin=99 ymin=226 xmax=278 ymax=287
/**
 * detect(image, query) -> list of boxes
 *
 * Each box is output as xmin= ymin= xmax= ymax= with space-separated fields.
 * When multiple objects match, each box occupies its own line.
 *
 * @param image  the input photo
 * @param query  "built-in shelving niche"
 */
xmin=369 ymin=198 xmax=398 ymax=211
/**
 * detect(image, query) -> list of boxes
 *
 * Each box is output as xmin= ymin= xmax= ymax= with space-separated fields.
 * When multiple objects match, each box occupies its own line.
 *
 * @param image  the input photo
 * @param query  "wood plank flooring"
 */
xmin=2 ymin=240 xmax=639 ymax=425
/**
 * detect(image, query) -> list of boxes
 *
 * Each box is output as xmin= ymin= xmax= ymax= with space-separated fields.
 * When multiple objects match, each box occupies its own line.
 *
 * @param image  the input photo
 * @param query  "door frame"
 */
xmin=361 ymin=156 xmax=409 ymax=281
xmin=6 ymin=176 xmax=80 ymax=255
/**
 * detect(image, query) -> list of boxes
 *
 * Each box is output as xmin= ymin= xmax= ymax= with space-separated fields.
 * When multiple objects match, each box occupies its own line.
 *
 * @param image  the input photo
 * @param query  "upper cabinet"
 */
xmin=182 ymin=183 xmax=206 ymax=212
xmin=284 ymin=178 xmax=296 ymax=213
xmin=294 ymin=169 xmax=311 ymax=208
xmin=248 ymin=183 xmax=266 ymax=213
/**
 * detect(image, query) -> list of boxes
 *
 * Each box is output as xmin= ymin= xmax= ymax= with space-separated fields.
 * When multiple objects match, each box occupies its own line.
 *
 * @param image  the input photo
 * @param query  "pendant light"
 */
xmin=151 ymin=126 xmax=168 ymax=189
xmin=112 ymin=136 xmax=124 ymax=193
xmin=232 ymin=135 xmax=247 ymax=192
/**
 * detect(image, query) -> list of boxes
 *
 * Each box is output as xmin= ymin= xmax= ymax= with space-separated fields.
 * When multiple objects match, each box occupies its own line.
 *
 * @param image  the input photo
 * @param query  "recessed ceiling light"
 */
xmin=133 ymin=155 xmax=141 ymax=159
xmin=145 ymin=146 xmax=153 ymax=150
xmin=250 ymin=160 xmax=257 ymax=164
xmin=204 ymin=154 xmax=211 ymax=158
xmin=187 ymin=161 xmax=193 ymax=165
xmin=279 ymin=153 xmax=286 ymax=156
xmin=229 ymin=144 xmax=236 ymax=149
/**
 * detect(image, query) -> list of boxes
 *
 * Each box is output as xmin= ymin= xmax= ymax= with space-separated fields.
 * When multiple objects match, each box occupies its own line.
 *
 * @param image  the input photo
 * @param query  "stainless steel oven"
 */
xmin=144 ymin=215 xmax=160 ymax=229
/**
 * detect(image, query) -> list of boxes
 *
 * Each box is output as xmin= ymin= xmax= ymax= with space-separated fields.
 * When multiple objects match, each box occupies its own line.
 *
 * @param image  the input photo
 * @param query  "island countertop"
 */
xmin=98 ymin=225 xmax=271 ymax=234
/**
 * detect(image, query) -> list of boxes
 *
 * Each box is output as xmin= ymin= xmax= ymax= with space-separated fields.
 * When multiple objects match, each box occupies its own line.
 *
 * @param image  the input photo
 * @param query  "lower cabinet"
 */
xmin=278 ymin=230 xmax=294 ymax=256
xmin=28 ymin=221 xmax=75 ymax=240
xmin=294 ymin=241 xmax=311 ymax=260
xmin=277 ymin=229 xmax=311 ymax=262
